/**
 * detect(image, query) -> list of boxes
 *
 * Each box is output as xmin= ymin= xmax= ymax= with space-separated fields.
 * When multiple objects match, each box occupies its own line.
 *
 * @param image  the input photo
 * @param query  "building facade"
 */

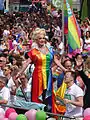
xmin=7 ymin=0 xmax=81 ymax=12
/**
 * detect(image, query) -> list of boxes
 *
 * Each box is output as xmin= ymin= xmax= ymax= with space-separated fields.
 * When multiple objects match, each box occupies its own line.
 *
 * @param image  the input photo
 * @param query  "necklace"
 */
xmin=39 ymin=47 xmax=47 ymax=54
xmin=38 ymin=45 xmax=49 ymax=55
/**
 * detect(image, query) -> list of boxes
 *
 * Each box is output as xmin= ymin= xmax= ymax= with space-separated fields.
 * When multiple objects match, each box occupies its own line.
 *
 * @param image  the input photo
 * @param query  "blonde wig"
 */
xmin=31 ymin=28 xmax=46 ymax=41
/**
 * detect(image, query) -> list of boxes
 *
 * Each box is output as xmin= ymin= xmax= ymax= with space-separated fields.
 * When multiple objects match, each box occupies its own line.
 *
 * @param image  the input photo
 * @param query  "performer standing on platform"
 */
xmin=16 ymin=28 xmax=66 ymax=110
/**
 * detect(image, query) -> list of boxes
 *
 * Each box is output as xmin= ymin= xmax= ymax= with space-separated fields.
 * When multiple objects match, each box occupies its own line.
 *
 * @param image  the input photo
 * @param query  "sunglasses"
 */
xmin=0 ymin=60 xmax=3 ymax=62
xmin=0 ymin=60 xmax=6 ymax=63
xmin=39 ymin=37 xmax=45 ymax=39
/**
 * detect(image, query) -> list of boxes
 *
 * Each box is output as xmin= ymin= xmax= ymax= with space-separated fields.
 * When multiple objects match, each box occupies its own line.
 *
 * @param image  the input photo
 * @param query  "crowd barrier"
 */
xmin=46 ymin=112 xmax=83 ymax=120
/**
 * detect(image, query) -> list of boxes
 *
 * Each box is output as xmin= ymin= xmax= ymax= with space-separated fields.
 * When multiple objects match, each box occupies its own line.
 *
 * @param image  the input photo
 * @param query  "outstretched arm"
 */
xmin=16 ymin=58 xmax=32 ymax=77
xmin=54 ymin=55 xmax=67 ymax=72
xmin=79 ymin=70 xmax=89 ymax=85
xmin=75 ymin=58 xmax=89 ymax=84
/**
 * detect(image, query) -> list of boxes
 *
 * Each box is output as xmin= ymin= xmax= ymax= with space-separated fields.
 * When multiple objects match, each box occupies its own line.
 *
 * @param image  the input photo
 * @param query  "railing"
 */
xmin=46 ymin=112 xmax=83 ymax=120
xmin=46 ymin=112 xmax=73 ymax=120
xmin=1 ymin=96 xmax=83 ymax=120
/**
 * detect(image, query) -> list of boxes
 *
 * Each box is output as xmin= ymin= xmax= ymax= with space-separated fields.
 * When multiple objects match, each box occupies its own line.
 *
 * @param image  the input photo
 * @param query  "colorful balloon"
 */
xmin=83 ymin=115 xmax=90 ymax=120
xmin=16 ymin=114 xmax=27 ymax=120
xmin=9 ymin=112 xmax=18 ymax=120
xmin=36 ymin=110 xmax=46 ymax=120
xmin=3 ymin=118 xmax=9 ymax=120
xmin=84 ymin=108 xmax=90 ymax=117
xmin=25 ymin=109 xmax=37 ymax=120
xmin=5 ymin=108 xmax=16 ymax=118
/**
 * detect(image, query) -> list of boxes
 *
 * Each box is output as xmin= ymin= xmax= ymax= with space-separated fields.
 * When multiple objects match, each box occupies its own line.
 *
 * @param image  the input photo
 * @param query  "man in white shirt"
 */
xmin=0 ymin=54 xmax=7 ymax=76
xmin=56 ymin=71 xmax=84 ymax=120
xmin=0 ymin=76 xmax=10 ymax=106
xmin=3 ymin=25 xmax=10 ymax=37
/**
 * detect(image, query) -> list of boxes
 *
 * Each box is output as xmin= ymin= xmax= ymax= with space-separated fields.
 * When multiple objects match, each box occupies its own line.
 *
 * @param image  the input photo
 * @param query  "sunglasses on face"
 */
xmin=0 ymin=60 xmax=3 ymax=62
xmin=39 ymin=37 xmax=45 ymax=40
xmin=0 ymin=60 xmax=6 ymax=63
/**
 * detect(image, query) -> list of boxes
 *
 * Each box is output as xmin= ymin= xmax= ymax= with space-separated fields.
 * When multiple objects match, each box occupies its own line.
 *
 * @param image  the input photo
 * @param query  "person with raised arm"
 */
xmin=75 ymin=56 xmax=90 ymax=109
xmin=16 ymin=28 xmax=66 ymax=111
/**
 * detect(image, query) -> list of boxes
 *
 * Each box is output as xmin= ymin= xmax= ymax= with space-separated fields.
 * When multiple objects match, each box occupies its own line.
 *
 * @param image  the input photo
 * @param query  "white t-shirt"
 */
xmin=0 ymin=68 xmax=4 ymax=76
xmin=7 ymin=77 xmax=15 ymax=91
xmin=64 ymin=83 xmax=84 ymax=117
xmin=0 ymin=87 xmax=10 ymax=110
xmin=3 ymin=30 xmax=10 ymax=36
xmin=80 ymin=38 xmax=83 ymax=52
xmin=0 ymin=87 xmax=10 ymax=101
xmin=84 ymin=38 xmax=90 ymax=49
xmin=58 ymin=42 xmax=64 ymax=55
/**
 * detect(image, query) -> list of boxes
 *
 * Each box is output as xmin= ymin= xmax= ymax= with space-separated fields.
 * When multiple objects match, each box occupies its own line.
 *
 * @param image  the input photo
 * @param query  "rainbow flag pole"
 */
xmin=51 ymin=0 xmax=65 ymax=52
xmin=62 ymin=0 xmax=65 ymax=50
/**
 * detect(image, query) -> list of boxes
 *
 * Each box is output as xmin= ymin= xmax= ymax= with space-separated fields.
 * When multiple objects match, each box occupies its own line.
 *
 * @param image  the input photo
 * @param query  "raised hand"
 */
xmin=75 ymin=58 xmax=83 ymax=67
xmin=15 ymin=72 xmax=21 ymax=80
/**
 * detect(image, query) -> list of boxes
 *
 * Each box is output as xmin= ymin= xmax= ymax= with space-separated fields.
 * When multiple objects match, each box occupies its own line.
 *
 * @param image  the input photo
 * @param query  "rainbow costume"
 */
xmin=28 ymin=47 xmax=54 ymax=103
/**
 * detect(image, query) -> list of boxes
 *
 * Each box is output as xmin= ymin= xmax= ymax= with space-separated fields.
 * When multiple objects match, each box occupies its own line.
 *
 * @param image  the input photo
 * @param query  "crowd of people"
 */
xmin=0 ymin=2 xmax=90 ymax=120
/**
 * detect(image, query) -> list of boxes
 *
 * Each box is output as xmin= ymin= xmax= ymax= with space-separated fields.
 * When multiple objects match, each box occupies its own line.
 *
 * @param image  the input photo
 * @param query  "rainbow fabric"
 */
xmin=28 ymin=47 xmax=54 ymax=103
xmin=18 ymin=44 xmax=22 ymax=50
xmin=82 ymin=49 xmax=90 ymax=56
xmin=53 ymin=71 xmax=60 ymax=79
xmin=65 ymin=0 xmax=81 ymax=52
xmin=52 ymin=82 xmax=67 ymax=114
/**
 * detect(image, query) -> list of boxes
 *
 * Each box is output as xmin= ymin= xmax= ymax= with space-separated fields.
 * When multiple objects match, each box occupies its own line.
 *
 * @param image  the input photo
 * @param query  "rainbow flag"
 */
xmin=65 ymin=0 xmax=81 ymax=53
xmin=82 ymin=49 xmax=89 ymax=56
xmin=18 ymin=44 xmax=22 ymax=50
xmin=52 ymin=71 xmax=60 ymax=79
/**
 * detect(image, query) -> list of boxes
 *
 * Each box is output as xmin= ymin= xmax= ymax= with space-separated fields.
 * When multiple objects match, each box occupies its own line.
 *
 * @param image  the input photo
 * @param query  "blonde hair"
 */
xmin=84 ymin=57 xmax=90 ymax=70
xmin=31 ymin=28 xmax=46 ymax=41
xmin=85 ymin=57 xmax=90 ymax=64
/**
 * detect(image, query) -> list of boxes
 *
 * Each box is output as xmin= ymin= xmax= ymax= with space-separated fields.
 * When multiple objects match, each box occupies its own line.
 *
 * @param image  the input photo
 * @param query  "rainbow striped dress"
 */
xmin=28 ymin=47 xmax=54 ymax=103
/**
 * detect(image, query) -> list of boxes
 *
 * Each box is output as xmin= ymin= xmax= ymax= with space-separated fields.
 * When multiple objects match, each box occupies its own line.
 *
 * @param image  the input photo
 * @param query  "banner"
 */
xmin=52 ymin=0 xmax=62 ymax=10
xmin=81 ymin=0 xmax=88 ymax=20
xmin=68 ymin=0 xmax=72 ymax=7
xmin=0 ymin=0 xmax=5 ymax=10
xmin=32 ymin=0 xmax=46 ymax=3
xmin=52 ymin=0 xmax=72 ymax=10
